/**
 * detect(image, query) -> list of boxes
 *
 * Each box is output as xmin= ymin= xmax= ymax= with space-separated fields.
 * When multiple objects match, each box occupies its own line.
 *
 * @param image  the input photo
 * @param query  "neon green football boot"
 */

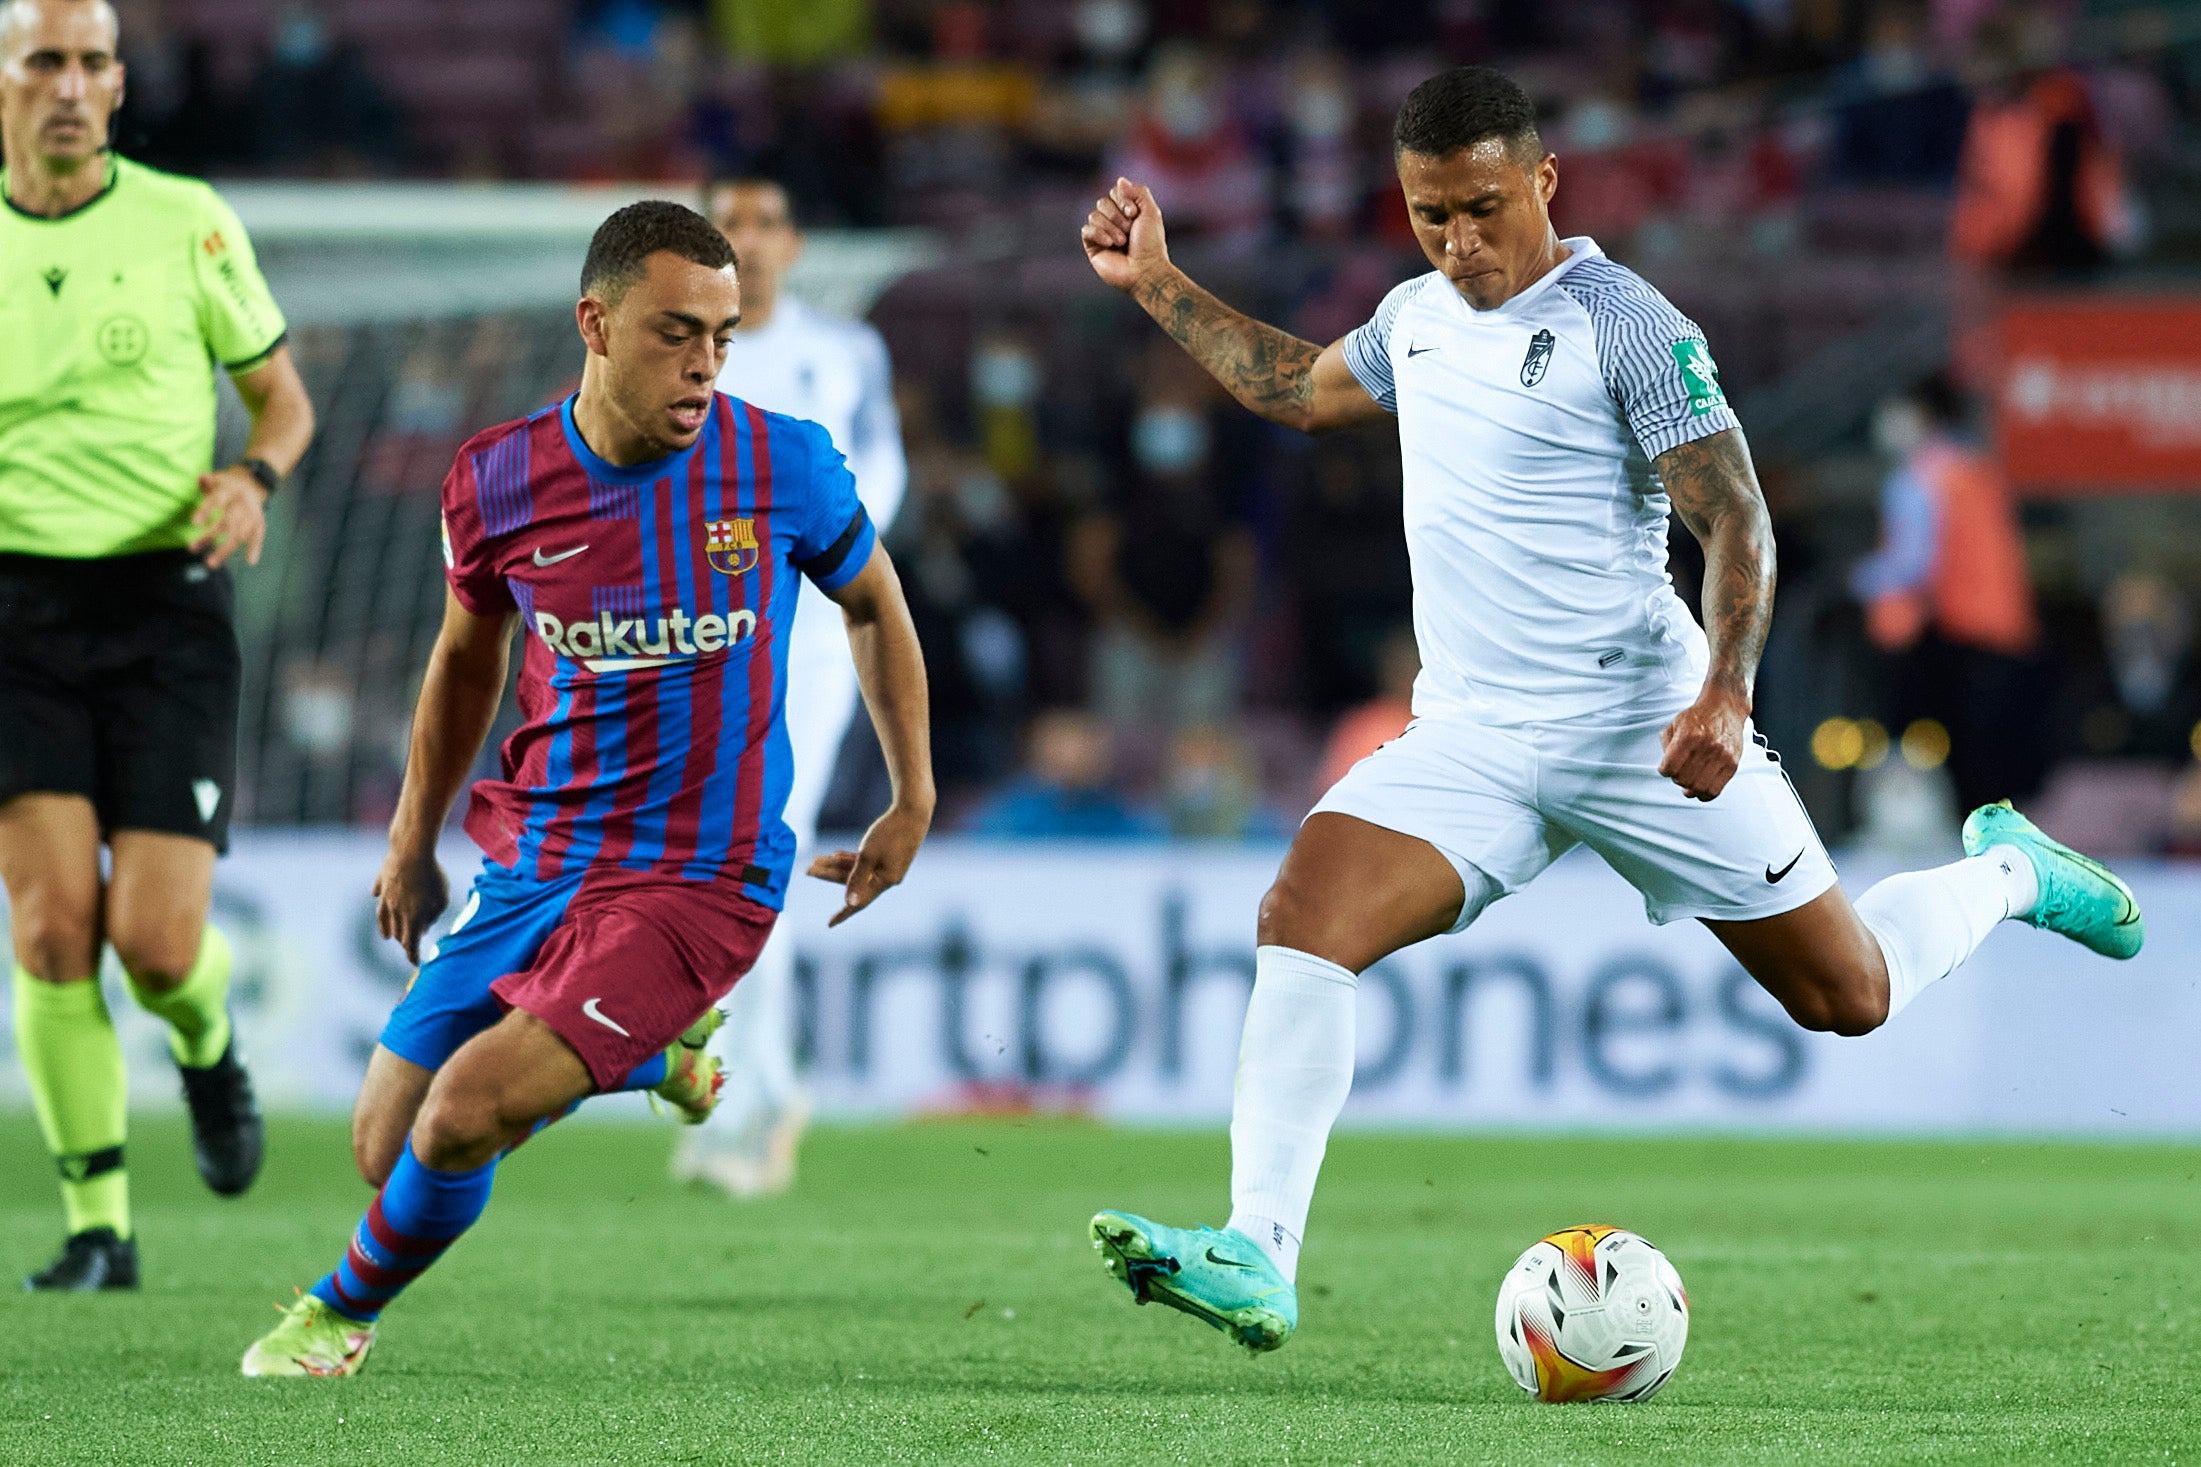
xmin=650 ymin=1008 xmax=726 ymax=1125
xmin=1090 ymin=1210 xmax=1297 ymax=1352
xmin=1963 ymin=800 xmax=2144 ymax=959
xmin=241 ymin=1293 xmax=376 ymax=1377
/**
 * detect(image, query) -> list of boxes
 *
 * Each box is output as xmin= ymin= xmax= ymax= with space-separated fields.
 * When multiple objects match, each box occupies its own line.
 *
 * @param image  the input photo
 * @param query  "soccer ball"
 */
xmin=1494 ymin=1224 xmax=1689 ymax=1403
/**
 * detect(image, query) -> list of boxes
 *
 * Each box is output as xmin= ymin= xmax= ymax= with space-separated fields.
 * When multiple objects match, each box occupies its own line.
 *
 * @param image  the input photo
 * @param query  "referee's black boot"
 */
xmin=25 ymin=1228 xmax=139 ymax=1292
xmin=178 ymin=1034 xmax=264 ymax=1197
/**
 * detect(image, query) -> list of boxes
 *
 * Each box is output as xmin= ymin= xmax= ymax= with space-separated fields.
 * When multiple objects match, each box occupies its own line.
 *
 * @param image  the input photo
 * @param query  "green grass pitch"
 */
xmin=5 ymin=1114 xmax=2200 ymax=1464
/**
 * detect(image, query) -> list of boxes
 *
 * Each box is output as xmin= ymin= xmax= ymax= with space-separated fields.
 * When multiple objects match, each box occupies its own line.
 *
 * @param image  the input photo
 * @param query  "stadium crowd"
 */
xmin=112 ymin=0 xmax=2201 ymax=851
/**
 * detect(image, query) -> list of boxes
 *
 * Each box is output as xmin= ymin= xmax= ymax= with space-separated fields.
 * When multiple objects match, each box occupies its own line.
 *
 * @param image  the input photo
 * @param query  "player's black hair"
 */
xmin=579 ymin=201 xmax=737 ymax=302
xmin=703 ymin=175 xmax=799 ymax=228
xmin=1392 ymin=66 xmax=1542 ymax=161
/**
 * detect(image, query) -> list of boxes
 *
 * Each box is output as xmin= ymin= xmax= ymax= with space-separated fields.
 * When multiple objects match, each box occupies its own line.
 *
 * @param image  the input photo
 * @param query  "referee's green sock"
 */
xmin=12 ymin=967 xmax=131 ymax=1239
xmin=126 ymin=926 xmax=232 ymax=1068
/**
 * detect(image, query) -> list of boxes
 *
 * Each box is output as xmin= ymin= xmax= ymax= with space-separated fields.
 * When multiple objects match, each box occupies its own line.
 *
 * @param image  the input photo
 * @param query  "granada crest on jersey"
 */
xmin=706 ymin=517 xmax=760 ymax=576
xmin=1521 ymin=328 xmax=1555 ymax=388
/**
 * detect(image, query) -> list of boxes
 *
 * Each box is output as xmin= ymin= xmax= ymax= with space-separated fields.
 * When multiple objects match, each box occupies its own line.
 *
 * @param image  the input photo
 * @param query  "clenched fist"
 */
xmin=1659 ymin=682 xmax=1750 ymax=801
xmin=1081 ymin=177 xmax=1173 ymax=294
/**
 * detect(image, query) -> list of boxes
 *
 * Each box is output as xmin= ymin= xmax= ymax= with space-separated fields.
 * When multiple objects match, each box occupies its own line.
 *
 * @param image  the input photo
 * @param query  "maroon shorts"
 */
xmin=488 ymin=868 xmax=777 ymax=1092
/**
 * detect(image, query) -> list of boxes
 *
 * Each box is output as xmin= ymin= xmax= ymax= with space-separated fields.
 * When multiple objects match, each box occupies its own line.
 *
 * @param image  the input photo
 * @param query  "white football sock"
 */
xmin=1224 ymin=945 xmax=1358 ymax=1283
xmin=1856 ymin=847 xmax=2037 ymax=1021
xmin=704 ymin=928 xmax=800 ymax=1135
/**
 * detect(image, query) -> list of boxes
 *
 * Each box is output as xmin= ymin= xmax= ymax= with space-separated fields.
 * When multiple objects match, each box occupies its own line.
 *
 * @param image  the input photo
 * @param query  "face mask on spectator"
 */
xmin=1155 ymin=83 xmax=1217 ymax=141
xmin=1567 ymin=98 xmax=1628 ymax=151
xmin=974 ymin=344 xmax=1041 ymax=408
xmin=1134 ymin=406 xmax=1210 ymax=475
xmin=1290 ymin=79 xmax=1352 ymax=142
xmin=275 ymin=12 xmax=331 ymax=67
xmin=1871 ymin=399 xmax=1929 ymax=459
xmin=1075 ymin=0 xmax=1146 ymax=62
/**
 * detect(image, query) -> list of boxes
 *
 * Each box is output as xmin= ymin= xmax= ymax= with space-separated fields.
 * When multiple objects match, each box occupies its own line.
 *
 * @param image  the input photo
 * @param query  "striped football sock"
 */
xmin=310 ymin=1142 xmax=495 ymax=1322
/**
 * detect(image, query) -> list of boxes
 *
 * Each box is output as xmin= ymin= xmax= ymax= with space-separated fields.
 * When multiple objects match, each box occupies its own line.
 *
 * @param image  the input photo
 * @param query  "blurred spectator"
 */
xmin=1280 ymin=51 xmax=1360 ymax=241
xmin=1069 ymin=353 xmax=1256 ymax=729
xmin=1852 ymin=374 xmax=2044 ymax=812
xmin=1951 ymin=17 xmax=2133 ymax=276
xmin=873 ymin=7 xmax=1038 ymax=219
xmin=1826 ymin=0 xmax=1969 ymax=186
xmin=1104 ymin=42 xmax=1270 ymax=251
xmin=2096 ymin=571 xmax=2200 ymax=761
xmin=566 ymin=9 xmax=712 ymax=181
xmin=247 ymin=4 xmax=403 ymax=172
xmin=1163 ymin=725 xmax=1288 ymax=839
xmin=1311 ymin=625 xmax=1417 ymax=801
xmin=1028 ymin=0 xmax=1147 ymax=173
xmin=1283 ymin=428 xmax=1410 ymax=714
xmin=965 ymin=709 xmax=1161 ymax=837
xmin=972 ymin=329 xmax=1045 ymax=484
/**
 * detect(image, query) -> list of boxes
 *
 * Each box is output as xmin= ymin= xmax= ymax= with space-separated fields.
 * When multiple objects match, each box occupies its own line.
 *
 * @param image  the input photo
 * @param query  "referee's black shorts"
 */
xmin=0 ymin=549 xmax=239 ymax=853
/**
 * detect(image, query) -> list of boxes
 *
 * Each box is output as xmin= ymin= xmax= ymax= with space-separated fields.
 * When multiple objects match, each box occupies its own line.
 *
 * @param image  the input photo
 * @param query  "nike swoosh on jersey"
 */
xmin=1765 ymin=850 xmax=1804 ymax=883
xmin=533 ymin=544 xmax=589 ymax=566
xmin=580 ymin=998 xmax=630 ymax=1037
xmin=1406 ymin=343 xmax=1437 ymax=357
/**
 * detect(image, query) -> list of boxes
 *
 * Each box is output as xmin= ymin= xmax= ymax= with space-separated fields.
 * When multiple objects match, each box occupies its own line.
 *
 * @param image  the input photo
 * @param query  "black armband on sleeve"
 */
xmin=792 ymin=506 xmax=870 ymax=583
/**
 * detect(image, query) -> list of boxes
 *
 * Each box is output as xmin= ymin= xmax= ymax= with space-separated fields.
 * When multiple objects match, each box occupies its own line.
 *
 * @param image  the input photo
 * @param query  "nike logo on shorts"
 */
xmin=533 ymin=544 xmax=589 ymax=566
xmin=1765 ymin=850 xmax=1804 ymax=883
xmin=580 ymin=997 xmax=630 ymax=1037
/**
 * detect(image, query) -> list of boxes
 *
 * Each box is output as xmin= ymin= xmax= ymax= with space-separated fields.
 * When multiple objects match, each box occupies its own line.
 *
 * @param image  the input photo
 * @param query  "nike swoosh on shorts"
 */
xmin=580 ymin=998 xmax=630 ymax=1037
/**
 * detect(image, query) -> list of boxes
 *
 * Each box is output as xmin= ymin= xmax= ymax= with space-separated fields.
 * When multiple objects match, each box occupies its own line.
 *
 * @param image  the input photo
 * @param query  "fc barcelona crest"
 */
xmin=1521 ymin=328 xmax=1555 ymax=388
xmin=706 ymin=517 xmax=760 ymax=576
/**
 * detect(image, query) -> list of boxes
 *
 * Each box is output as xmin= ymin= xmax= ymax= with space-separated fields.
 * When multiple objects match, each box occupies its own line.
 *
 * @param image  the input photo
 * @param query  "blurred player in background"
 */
xmin=0 ymin=0 xmax=315 ymax=1291
xmin=674 ymin=176 xmax=908 ymax=1198
xmin=241 ymin=202 xmax=932 ymax=1376
xmin=1078 ymin=66 xmax=2144 ymax=1354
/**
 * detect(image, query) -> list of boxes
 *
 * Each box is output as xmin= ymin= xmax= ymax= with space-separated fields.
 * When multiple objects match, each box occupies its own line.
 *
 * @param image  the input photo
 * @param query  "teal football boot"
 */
xmin=1090 ymin=1210 xmax=1296 ymax=1352
xmin=1963 ymin=800 xmax=2144 ymax=960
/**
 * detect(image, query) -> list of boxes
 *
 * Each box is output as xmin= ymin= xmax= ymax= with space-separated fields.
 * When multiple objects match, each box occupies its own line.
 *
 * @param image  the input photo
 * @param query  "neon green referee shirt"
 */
xmin=0 ymin=154 xmax=287 ymax=558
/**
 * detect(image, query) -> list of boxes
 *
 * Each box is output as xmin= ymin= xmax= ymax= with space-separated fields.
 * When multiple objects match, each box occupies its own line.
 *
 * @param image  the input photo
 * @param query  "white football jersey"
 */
xmin=715 ymin=295 xmax=906 ymax=537
xmin=1340 ymin=238 xmax=1740 ymax=726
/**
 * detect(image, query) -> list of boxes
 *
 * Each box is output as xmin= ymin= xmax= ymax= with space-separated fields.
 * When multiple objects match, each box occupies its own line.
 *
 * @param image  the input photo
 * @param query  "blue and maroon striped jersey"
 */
xmin=438 ymin=392 xmax=875 ymax=908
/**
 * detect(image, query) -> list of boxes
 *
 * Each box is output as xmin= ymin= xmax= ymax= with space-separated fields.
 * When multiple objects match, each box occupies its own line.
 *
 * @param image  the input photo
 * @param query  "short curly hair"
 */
xmin=1393 ymin=67 xmax=1541 ymax=161
xmin=580 ymin=200 xmax=736 ymax=302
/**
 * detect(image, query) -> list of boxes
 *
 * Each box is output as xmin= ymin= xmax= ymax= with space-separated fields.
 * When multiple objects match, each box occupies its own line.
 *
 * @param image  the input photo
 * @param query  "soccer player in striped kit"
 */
xmin=241 ymin=202 xmax=933 ymax=1376
xmin=676 ymin=175 xmax=908 ymax=1197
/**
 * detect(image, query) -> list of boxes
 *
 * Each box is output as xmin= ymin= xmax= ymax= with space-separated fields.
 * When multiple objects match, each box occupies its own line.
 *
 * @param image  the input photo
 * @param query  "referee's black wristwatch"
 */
xmin=238 ymin=456 xmax=282 ymax=497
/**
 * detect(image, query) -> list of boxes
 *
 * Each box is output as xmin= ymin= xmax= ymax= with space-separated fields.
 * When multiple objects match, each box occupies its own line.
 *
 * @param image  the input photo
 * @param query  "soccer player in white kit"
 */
xmin=673 ymin=178 xmax=908 ymax=1196
xmin=1077 ymin=66 xmax=2145 ymax=1352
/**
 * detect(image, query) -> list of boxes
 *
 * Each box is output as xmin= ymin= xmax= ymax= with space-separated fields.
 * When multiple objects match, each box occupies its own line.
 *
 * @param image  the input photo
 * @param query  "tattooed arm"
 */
xmin=1652 ymin=427 xmax=1777 ymax=801
xmin=1081 ymin=178 xmax=1383 ymax=433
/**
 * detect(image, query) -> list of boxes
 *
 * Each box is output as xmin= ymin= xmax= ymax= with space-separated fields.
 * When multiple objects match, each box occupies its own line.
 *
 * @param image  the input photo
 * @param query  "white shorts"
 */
xmin=1311 ymin=708 xmax=1837 ymax=929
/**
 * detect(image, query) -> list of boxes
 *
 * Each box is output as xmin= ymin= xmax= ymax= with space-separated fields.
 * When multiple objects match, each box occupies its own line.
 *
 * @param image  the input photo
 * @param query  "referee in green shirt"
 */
xmin=2 ymin=0 xmax=315 ymax=1290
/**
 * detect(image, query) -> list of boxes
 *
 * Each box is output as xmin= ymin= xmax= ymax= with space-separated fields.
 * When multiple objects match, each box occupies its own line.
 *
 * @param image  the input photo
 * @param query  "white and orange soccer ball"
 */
xmin=1494 ymin=1224 xmax=1689 ymax=1403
